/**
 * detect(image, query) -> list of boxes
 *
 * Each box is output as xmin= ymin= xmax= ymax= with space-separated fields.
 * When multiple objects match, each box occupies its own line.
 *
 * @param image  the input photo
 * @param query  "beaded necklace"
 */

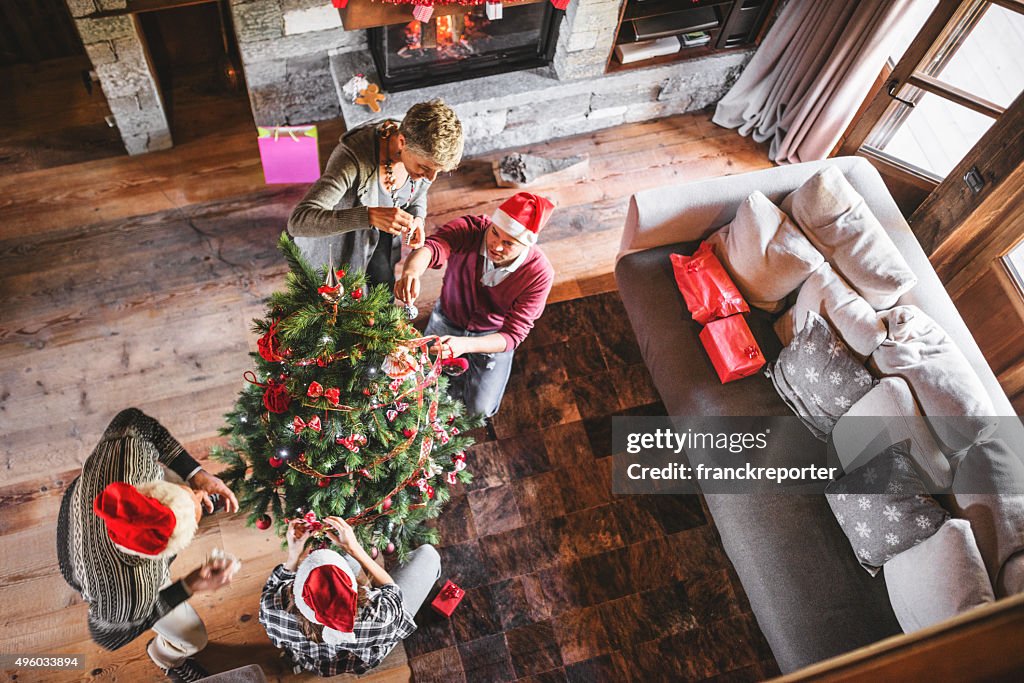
xmin=378 ymin=122 xmax=416 ymax=206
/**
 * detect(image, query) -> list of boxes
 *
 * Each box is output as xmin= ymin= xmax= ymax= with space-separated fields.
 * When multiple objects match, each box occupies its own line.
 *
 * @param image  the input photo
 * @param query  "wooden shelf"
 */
xmin=623 ymin=0 xmax=733 ymax=21
xmin=607 ymin=0 xmax=777 ymax=74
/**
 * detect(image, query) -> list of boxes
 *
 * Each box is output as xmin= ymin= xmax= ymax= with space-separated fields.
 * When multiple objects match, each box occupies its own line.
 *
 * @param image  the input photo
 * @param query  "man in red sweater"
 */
xmin=395 ymin=192 xmax=555 ymax=417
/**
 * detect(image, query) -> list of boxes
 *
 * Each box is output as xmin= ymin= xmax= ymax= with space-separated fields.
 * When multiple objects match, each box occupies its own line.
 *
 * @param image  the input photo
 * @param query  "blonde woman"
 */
xmin=287 ymin=100 xmax=464 ymax=288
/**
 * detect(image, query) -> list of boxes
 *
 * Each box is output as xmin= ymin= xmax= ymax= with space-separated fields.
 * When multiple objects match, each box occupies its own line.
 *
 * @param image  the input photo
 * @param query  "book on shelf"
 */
xmin=614 ymin=36 xmax=681 ymax=64
xmin=681 ymin=31 xmax=712 ymax=48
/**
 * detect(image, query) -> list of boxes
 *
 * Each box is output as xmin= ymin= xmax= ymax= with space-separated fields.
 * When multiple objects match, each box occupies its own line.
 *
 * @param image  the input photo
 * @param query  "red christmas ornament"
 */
xmin=402 ymin=428 xmax=416 ymax=438
xmin=255 ymin=514 xmax=272 ymax=530
xmin=263 ymin=379 xmax=291 ymax=414
xmin=269 ymin=456 xmax=284 ymax=468
xmin=385 ymin=542 xmax=396 ymax=555
xmin=274 ymin=477 xmax=285 ymax=487
xmin=351 ymin=288 xmax=364 ymax=300
xmin=318 ymin=478 xmax=331 ymax=488
xmin=257 ymin=321 xmax=284 ymax=361
xmin=382 ymin=497 xmax=393 ymax=510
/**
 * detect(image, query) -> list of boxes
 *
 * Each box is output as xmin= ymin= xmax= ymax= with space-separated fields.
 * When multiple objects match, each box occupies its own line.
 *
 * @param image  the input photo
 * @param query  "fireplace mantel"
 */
xmin=339 ymin=0 xmax=545 ymax=30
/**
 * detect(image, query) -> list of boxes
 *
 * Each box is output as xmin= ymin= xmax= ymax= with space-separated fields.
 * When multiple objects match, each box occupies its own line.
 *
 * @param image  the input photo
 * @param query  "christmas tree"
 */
xmin=212 ymin=233 xmax=480 ymax=560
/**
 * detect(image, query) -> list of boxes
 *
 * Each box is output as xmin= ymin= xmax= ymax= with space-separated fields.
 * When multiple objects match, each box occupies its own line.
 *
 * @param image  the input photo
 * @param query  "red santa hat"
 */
xmin=490 ymin=192 xmax=555 ymax=246
xmin=294 ymin=549 xmax=358 ymax=644
xmin=93 ymin=481 xmax=198 ymax=559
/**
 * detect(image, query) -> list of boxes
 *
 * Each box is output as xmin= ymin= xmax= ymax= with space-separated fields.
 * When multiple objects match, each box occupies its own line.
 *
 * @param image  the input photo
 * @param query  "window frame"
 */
xmin=840 ymin=0 xmax=1024 ymax=185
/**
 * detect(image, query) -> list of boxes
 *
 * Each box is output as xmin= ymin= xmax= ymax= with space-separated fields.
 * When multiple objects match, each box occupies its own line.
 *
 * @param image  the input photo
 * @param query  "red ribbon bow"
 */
xmin=337 ymin=434 xmax=367 ymax=452
xmin=307 ymin=382 xmax=341 ymax=407
xmin=302 ymin=511 xmax=323 ymax=531
xmin=442 ymin=583 xmax=464 ymax=599
xmin=293 ymin=415 xmax=322 ymax=433
xmin=744 ymin=345 xmax=759 ymax=359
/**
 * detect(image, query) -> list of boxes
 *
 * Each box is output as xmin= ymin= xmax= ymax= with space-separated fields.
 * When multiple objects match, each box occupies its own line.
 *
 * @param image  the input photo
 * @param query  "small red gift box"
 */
xmin=699 ymin=315 xmax=765 ymax=383
xmin=670 ymin=242 xmax=749 ymax=325
xmin=430 ymin=580 xmax=465 ymax=617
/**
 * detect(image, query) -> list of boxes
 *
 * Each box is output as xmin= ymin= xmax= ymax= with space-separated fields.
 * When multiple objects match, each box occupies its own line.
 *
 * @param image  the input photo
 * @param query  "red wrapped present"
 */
xmin=670 ymin=242 xmax=749 ymax=325
xmin=699 ymin=315 xmax=765 ymax=383
xmin=430 ymin=580 xmax=465 ymax=617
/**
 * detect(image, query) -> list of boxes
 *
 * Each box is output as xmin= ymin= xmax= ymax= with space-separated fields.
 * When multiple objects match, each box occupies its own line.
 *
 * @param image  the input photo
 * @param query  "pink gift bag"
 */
xmin=257 ymin=126 xmax=321 ymax=184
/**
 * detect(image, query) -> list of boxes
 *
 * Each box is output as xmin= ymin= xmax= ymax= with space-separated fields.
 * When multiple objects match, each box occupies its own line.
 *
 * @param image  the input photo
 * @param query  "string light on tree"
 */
xmin=210 ymin=233 xmax=480 ymax=559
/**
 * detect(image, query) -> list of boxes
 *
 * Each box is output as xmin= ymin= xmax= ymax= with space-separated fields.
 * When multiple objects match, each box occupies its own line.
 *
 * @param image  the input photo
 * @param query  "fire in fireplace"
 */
xmin=368 ymin=1 xmax=561 ymax=92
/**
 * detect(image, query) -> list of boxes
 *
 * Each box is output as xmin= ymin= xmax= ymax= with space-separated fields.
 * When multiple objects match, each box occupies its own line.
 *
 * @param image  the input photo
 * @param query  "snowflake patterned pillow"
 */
xmin=825 ymin=440 xmax=949 ymax=575
xmin=767 ymin=310 xmax=876 ymax=440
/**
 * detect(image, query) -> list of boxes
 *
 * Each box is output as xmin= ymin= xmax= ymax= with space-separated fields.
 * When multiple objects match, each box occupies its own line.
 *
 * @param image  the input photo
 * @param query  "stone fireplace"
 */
xmin=67 ymin=0 xmax=757 ymax=156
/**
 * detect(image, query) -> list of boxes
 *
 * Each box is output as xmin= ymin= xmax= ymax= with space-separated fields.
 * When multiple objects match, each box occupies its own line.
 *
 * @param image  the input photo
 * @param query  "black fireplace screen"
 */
xmin=369 ymin=3 xmax=560 ymax=92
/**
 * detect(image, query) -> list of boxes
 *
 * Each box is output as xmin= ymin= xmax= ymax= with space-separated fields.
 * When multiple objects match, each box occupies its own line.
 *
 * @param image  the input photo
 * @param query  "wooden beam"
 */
xmin=932 ymin=160 xmax=1024 ymax=291
xmin=776 ymin=594 xmax=1024 ymax=682
xmin=909 ymin=89 xmax=1024 ymax=256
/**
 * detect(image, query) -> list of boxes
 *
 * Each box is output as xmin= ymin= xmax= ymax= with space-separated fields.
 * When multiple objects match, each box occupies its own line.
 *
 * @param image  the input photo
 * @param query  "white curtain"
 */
xmin=713 ymin=0 xmax=916 ymax=164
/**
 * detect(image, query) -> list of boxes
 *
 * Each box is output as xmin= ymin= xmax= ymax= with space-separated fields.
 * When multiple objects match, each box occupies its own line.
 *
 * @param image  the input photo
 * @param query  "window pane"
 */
xmin=1005 ymin=240 xmax=1024 ymax=300
xmin=866 ymin=91 xmax=996 ymax=179
xmin=922 ymin=3 xmax=1024 ymax=108
xmin=888 ymin=0 xmax=939 ymax=64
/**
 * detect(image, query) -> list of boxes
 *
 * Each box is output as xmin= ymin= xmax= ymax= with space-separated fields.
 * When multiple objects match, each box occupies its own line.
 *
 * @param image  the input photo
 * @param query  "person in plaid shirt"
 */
xmin=259 ymin=516 xmax=440 ymax=676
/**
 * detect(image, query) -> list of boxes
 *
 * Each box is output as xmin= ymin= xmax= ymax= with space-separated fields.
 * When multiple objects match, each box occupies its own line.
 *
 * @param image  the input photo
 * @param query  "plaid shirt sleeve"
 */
xmin=258 ymin=567 xmax=417 ymax=676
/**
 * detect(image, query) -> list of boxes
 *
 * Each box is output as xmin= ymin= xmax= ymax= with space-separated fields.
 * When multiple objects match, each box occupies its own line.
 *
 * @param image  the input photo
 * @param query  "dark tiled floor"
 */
xmin=406 ymin=292 xmax=779 ymax=683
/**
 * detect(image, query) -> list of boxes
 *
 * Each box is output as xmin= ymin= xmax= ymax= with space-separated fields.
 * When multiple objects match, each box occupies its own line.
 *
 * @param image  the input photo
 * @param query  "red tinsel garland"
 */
xmin=366 ymin=0 xmax=570 ymax=7
xmin=373 ymin=0 xmax=487 ymax=5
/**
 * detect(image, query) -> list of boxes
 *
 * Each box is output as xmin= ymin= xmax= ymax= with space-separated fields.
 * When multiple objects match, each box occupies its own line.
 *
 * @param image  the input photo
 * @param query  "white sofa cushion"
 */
xmin=831 ymin=377 xmax=951 ymax=491
xmin=784 ymin=166 xmax=917 ymax=310
xmin=884 ymin=518 xmax=995 ymax=633
xmin=775 ymin=262 xmax=886 ymax=357
xmin=707 ymin=190 xmax=824 ymax=312
xmin=871 ymin=305 xmax=998 ymax=454
xmin=947 ymin=438 xmax=1024 ymax=597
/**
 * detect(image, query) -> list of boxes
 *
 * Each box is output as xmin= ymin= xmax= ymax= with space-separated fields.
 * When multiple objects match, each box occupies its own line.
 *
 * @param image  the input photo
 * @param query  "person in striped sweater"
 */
xmin=57 ymin=408 xmax=239 ymax=682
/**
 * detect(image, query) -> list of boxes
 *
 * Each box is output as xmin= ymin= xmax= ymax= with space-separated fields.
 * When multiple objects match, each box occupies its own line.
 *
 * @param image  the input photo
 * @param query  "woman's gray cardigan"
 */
xmin=286 ymin=120 xmax=430 ymax=273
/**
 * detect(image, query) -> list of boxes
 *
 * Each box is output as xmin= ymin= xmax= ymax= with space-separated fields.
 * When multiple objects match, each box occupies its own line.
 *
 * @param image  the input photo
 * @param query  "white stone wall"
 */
xmin=553 ymin=0 xmax=621 ymax=81
xmin=230 ymin=0 xmax=366 ymax=125
xmin=66 ymin=0 xmax=172 ymax=155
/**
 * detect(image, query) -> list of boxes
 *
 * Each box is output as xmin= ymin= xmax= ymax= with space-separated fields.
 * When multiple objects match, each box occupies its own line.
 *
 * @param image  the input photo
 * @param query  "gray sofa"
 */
xmin=613 ymin=156 xmax=1019 ymax=673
